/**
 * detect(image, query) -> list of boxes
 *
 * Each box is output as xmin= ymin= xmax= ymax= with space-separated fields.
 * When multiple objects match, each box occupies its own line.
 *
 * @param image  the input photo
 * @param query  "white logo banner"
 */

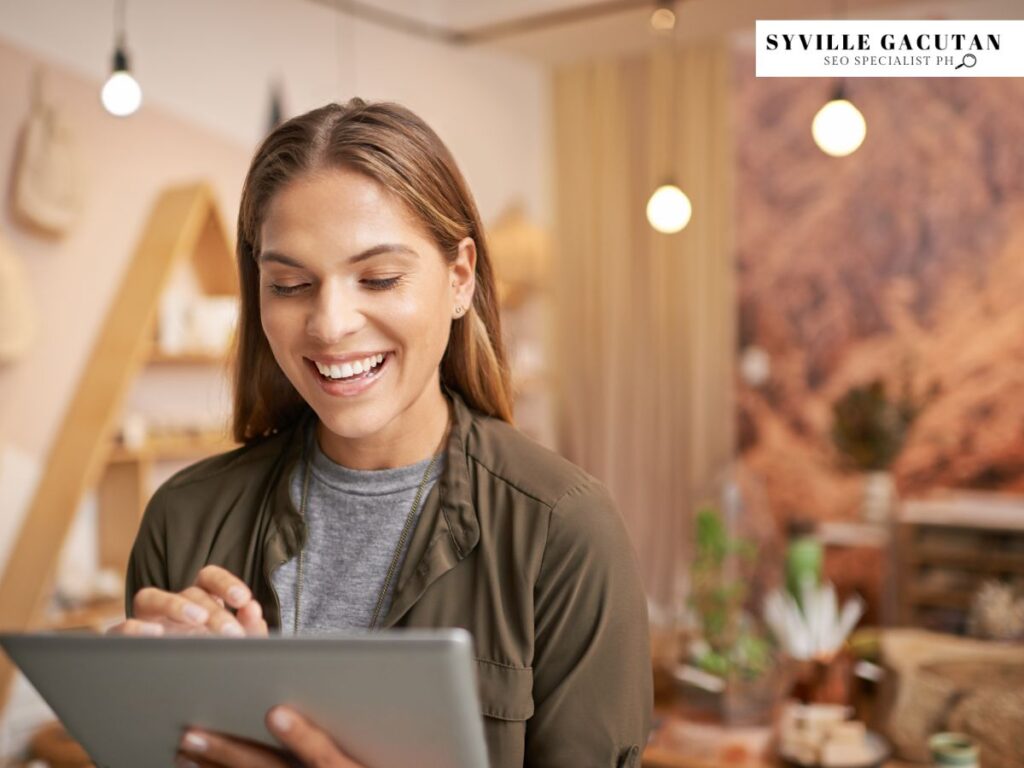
xmin=756 ymin=20 xmax=1024 ymax=77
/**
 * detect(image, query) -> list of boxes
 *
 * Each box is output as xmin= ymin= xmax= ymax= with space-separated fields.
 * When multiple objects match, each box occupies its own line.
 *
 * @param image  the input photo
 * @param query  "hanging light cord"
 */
xmin=654 ymin=16 xmax=678 ymax=183
xmin=114 ymin=0 xmax=126 ymax=46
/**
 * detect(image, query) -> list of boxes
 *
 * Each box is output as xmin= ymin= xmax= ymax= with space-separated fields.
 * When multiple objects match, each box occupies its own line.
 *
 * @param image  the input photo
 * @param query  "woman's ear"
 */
xmin=449 ymin=237 xmax=477 ymax=319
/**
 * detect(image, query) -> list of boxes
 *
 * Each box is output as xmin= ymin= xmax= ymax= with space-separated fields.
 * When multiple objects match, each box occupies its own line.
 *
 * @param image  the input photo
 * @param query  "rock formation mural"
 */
xmin=734 ymin=49 xmax=1024 ymax=523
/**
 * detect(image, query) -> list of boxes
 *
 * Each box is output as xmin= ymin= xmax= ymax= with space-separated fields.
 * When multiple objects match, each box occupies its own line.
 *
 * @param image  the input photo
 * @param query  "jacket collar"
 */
xmin=380 ymin=385 xmax=482 ymax=627
xmin=432 ymin=384 xmax=481 ymax=558
xmin=259 ymin=385 xmax=481 ymax=630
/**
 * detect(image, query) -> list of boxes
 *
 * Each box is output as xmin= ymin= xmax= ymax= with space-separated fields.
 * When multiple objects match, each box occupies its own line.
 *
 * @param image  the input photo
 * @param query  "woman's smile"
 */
xmin=303 ymin=351 xmax=393 ymax=397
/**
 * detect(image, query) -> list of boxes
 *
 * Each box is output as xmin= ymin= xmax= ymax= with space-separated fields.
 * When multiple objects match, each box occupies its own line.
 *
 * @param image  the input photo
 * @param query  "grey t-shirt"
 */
xmin=271 ymin=422 xmax=444 ymax=635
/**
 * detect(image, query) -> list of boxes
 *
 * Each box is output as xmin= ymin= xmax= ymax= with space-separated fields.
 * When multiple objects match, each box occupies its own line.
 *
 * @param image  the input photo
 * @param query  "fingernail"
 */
xmin=221 ymin=622 xmax=245 ymax=637
xmin=182 ymin=732 xmax=208 ymax=752
xmin=177 ymin=759 xmax=200 ymax=768
xmin=183 ymin=604 xmax=208 ymax=624
xmin=270 ymin=707 xmax=292 ymax=732
xmin=139 ymin=622 xmax=164 ymax=636
xmin=227 ymin=586 xmax=248 ymax=605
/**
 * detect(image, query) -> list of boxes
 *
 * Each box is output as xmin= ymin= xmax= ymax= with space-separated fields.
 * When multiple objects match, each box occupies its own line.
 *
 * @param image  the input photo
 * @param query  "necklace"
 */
xmin=292 ymin=424 xmax=446 ymax=635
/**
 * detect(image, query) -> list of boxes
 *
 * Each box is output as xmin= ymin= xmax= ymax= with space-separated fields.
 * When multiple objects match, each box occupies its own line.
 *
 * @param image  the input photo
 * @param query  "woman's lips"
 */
xmin=305 ymin=352 xmax=391 ymax=397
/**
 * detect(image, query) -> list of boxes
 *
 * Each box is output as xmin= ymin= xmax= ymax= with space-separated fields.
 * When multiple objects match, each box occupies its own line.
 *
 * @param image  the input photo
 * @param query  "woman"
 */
xmin=116 ymin=99 xmax=652 ymax=767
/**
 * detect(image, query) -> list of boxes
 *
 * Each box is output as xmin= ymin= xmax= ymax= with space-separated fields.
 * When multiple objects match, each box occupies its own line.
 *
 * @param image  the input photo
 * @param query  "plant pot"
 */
xmin=861 ymin=470 xmax=895 ymax=524
xmin=788 ymin=651 xmax=855 ymax=705
xmin=722 ymin=670 xmax=787 ymax=726
xmin=671 ymin=663 xmax=787 ymax=726
xmin=929 ymin=732 xmax=979 ymax=767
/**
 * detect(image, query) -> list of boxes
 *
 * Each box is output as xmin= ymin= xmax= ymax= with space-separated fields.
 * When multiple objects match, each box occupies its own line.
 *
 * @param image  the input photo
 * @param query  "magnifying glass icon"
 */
xmin=955 ymin=53 xmax=977 ymax=70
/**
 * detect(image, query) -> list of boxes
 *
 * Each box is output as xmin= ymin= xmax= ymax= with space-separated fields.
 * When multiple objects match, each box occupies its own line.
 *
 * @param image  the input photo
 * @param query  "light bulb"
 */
xmin=739 ymin=346 xmax=771 ymax=387
xmin=812 ymin=98 xmax=866 ymax=157
xmin=650 ymin=7 xmax=676 ymax=31
xmin=101 ymin=46 xmax=141 ymax=117
xmin=646 ymin=184 xmax=692 ymax=234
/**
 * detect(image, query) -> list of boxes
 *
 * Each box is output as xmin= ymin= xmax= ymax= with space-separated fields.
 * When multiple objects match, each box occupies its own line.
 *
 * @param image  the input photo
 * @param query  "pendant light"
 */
xmin=649 ymin=0 xmax=676 ymax=32
xmin=812 ymin=80 xmax=866 ymax=157
xmin=647 ymin=183 xmax=692 ymax=235
xmin=812 ymin=0 xmax=865 ymax=157
xmin=101 ymin=0 xmax=142 ymax=117
xmin=646 ymin=2 xmax=692 ymax=234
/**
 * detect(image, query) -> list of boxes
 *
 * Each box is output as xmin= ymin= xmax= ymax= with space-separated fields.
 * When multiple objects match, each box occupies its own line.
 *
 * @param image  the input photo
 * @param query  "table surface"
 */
xmin=642 ymin=710 xmax=917 ymax=768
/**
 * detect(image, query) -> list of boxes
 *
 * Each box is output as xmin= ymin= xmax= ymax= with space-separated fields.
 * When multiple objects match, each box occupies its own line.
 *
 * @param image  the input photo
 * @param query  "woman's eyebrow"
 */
xmin=258 ymin=243 xmax=419 ymax=267
xmin=350 ymin=243 xmax=419 ymax=263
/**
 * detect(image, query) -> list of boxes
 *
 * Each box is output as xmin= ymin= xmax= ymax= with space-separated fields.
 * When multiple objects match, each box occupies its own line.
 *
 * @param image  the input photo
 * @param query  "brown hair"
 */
xmin=231 ymin=99 xmax=514 ymax=442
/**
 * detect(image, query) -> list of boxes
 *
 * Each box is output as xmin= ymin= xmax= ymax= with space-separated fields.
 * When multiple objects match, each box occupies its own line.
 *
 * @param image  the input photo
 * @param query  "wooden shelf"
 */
xmin=909 ymin=545 xmax=1024 ymax=575
xmin=0 ymin=181 xmax=238 ymax=713
xmin=897 ymin=496 xmax=1024 ymax=628
xmin=108 ymin=432 xmax=237 ymax=463
xmin=901 ymin=493 xmax=1024 ymax=532
xmin=908 ymin=587 xmax=975 ymax=610
xmin=41 ymin=598 xmax=124 ymax=632
xmin=146 ymin=348 xmax=230 ymax=365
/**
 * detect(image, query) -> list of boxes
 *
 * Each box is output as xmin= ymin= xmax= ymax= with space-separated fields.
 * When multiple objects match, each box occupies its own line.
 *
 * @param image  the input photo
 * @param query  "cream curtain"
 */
xmin=551 ymin=41 xmax=736 ymax=616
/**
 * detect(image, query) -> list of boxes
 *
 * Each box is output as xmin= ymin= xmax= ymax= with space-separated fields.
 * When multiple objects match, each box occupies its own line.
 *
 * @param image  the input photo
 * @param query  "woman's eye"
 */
xmin=269 ymin=283 xmax=309 ymax=296
xmin=362 ymin=276 xmax=403 ymax=291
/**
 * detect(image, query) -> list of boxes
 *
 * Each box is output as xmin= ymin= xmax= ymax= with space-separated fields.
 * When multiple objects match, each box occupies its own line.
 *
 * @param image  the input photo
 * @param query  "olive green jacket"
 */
xmin=126 ymin=389 xmax=653 ymax=767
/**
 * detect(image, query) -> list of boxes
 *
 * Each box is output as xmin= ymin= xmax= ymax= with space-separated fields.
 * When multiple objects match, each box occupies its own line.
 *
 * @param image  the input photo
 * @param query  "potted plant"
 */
xmin=678 ymin=506 xmax=780 ymax=725
xmin=830 ymin=378 xmax=919 ymax=523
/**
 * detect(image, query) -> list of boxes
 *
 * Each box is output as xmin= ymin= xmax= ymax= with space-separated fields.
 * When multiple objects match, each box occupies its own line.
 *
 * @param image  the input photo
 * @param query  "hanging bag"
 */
xmin=13 ymin=70 xmax=85 ymax=235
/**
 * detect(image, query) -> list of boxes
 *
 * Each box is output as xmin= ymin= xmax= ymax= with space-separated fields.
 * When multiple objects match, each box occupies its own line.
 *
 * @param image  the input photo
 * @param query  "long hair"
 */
xmin=231 ymin=99 xmax=514 ymax=442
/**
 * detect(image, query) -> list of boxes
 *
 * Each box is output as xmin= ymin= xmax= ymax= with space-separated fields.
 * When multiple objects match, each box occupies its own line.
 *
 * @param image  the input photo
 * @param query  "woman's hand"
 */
xmin=175 ymin=705 xmax=366 ymax=767
xmin=107 ymin=565 xmax=268 ymax=637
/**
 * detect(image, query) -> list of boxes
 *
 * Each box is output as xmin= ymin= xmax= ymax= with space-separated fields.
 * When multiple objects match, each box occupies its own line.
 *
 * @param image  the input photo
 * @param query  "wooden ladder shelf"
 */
xmin=0 ymin=181 xmax=237 ymax=712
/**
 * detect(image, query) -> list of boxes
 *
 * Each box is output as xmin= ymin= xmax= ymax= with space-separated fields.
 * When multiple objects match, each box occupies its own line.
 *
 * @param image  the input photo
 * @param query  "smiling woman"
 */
xmin=113 ymin=99 xmax=652 ymax=768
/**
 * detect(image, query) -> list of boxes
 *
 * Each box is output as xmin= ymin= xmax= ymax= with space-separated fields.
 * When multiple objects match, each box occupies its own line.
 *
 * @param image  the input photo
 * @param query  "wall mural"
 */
xmin=734 ymin=49 xmax=1024 ymax=525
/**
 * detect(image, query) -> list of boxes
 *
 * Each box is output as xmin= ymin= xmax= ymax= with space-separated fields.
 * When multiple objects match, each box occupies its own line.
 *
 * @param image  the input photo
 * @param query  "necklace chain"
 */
xmin=293 ymin=427 xmax=445 ymax=635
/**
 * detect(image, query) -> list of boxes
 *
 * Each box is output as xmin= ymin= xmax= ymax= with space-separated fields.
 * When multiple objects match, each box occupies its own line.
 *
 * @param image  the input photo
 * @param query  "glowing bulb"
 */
xmin=650 ymin=7 xmax=676 ymax=31
xmin=646 ymin=184 xmax=692 ymax=234
xmin=812 ymin=98 xmax=866 ymax=157
xmin=101 ymin=47 xmax=141 ymax=117
xmin=101 ymin=71 xmax=141 ymax=116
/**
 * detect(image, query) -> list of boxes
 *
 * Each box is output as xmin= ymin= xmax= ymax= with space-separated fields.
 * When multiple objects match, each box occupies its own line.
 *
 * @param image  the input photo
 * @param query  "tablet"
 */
xmin=0 ymin=628 xmax=490 ymax=768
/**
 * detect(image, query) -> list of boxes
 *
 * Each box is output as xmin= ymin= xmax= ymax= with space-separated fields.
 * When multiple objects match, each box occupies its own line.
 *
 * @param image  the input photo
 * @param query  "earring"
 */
xmin=454 ymin=305 xmax=465 ymax=317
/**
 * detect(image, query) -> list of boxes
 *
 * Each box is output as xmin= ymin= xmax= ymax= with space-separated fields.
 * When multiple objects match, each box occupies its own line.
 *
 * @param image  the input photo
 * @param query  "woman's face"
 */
xmin=257 ymin=167 xmax=475 ymax=447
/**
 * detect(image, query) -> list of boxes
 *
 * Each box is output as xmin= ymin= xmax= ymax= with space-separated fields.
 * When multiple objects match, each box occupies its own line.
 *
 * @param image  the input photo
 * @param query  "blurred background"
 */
xmin=1 ymin=0 xmax=1023 ymax=766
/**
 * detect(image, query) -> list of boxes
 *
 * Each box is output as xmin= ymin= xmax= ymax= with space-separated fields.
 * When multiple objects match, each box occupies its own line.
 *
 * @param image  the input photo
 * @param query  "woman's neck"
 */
xmin=315 ymin=385 xmax=451 ymax=470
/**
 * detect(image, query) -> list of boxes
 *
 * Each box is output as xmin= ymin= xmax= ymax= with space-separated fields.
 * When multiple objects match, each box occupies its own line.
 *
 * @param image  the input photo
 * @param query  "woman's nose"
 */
xmin=305 ymin=283 xmax=365 ymax=343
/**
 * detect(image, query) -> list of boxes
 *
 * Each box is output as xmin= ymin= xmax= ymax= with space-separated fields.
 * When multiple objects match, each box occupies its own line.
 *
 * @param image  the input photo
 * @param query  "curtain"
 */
xmin=551 ymin=40 xmax=736 ymax=618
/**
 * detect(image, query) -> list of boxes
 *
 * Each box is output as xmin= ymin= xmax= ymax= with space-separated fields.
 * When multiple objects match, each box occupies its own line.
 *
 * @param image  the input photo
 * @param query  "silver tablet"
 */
xmin=0 ymin=628 xmax=489 ymax=768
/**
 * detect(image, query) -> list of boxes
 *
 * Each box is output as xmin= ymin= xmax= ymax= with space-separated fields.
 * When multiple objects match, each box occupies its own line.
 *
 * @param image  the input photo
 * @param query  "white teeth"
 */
xmin=315 ymin=354 xmax=387 ymax=380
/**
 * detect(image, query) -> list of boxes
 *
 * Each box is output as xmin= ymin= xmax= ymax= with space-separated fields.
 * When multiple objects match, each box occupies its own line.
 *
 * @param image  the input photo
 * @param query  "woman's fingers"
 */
xmin=179 ymin=586 xmax=247 ymax=637
xmin=237 ymin=599 xmax=269 ymax=637
xmin=133 ymin=587 xmax=211 ymax=627
xmin=106 ymin=618 xmax=164 ymax=636
xmin=130 ymin=566 xmax=266 ymax=637
xmin=177 ymin=729 xmax=290 ymax=768
xmin=266 ymin=706 xmax=365 ymax=767
xmin=129 ymin=587 xmax=237 ymax=637
xmin=194 ymin=565 xmax=254 ymax=610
